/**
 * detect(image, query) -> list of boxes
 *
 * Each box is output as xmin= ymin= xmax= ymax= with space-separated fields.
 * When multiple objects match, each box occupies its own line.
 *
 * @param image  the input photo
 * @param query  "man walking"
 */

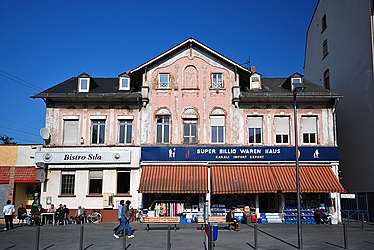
xmin=3 ymin=200 xmax=15 ymax=231
xmin=114 ymin=200 xmax=134 ymax=239
xmin=113 ymin=200 xmax=124 ymax=235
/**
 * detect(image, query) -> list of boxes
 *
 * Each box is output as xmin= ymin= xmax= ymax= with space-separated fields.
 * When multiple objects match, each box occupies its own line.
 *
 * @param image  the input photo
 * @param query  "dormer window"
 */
xmin=119 ymin=77 xmax=130 ymax=90
xmin=158 ymin=73 xmax=170 ymax=88
xmin=79 ymin=78 xmax=90 ymax=92
xmin=250 ymin=73 xmax=262 ymax=90
xmin=291 ymin=77 xmax=303 ymax=92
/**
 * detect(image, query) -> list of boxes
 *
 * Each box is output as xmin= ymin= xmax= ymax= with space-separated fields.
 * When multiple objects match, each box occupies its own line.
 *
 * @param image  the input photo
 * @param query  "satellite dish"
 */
xmin=40 ymin=128 xmax=50 ymax=140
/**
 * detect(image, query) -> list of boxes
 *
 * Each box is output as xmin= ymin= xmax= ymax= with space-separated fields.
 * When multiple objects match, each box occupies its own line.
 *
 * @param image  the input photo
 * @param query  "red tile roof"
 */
xmin=0 ymin=166 xmax=36 ymax=183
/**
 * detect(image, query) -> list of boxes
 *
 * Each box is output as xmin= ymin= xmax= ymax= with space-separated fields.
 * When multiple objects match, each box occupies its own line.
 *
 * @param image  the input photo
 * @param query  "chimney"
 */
xmin=250 ymin=66 xmax=256 ymax=73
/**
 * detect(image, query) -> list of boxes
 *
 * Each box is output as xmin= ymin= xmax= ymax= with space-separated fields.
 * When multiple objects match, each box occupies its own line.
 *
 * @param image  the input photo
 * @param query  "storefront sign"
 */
xmin=341 ymin=194 xmax=356 ymax=199
xmin=35 ymin=151 xmax=131 ymax=164
xmin=141 ymin=146 xmax=338 ymax=162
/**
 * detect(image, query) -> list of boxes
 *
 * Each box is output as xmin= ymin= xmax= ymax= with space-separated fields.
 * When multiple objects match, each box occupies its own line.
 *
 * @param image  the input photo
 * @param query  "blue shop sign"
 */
xmin=141 ymin=146 xmax=338 ymax=162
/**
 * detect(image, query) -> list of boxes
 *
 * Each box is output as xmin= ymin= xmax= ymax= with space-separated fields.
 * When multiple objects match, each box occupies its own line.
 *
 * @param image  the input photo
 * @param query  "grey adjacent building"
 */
xmin=304 ymin=0 xmax=374 ymax=221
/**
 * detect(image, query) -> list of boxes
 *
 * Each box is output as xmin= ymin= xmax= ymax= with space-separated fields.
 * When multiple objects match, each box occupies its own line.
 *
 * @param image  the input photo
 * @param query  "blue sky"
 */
xmin=0 ymin=0 xmax=318 ymax=144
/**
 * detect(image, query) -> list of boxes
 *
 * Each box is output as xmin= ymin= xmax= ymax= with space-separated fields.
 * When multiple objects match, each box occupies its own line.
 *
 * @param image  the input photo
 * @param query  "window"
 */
xmin=61 ymin=171 xmax=75 ymax=195
xmin=275 ymin=116 xmax=290 ymax=144
xmin=63 ymin=119 xmax=79 ymax=145
xmin=210 ymin=116 xmax=225 ymax=143
xmin=156 ymin=116 xmax=170 ymax=143
xmin=248 ymin=117 xmax=262 ymax=144
xmin=117 ymin=171 xmax=130 ymax=194
xmin=158 ymin=73 xmax=170 ymax=88
xmin=302 ymin=117 xmax=317 ymax=144
xmin=323 ymin=69 xmax=330 ymax=90
xmin=183 ymin=119 xmax=197 ymax=144
xmin=89 ymin=171 xmax=103 ymax=194
xmin=118 ymin=119 xmax=133 ymax=144
xmin=322 ymin=15 xmax=327 ymax=33
xmin=119 ymin=77 xmax=130 ymax=90
xmin=79 ymin=78 xmax=90 ymax=92
xmin=212 ymin=73 xmax=223 ymax=89
xmin=250 ymin=74 xmax=261 ymax=90
xmin=91 ymin=120 xmax=106 ymax=144
xmin=323 ymin=40 xmax=329 ymax=58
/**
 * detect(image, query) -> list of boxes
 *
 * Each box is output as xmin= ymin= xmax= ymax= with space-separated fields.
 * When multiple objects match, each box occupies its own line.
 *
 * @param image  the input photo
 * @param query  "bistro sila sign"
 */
xmin=141 ymin=146 xmax=338 ymax=162
xmin=35 ymin=151 xmax=131 ymax=164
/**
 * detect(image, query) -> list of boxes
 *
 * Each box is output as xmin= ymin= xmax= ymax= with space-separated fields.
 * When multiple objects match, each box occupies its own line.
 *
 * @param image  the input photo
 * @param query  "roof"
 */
xmin=240 ymin=76 xmax=342 ymax=104
xmin=31 ymin=77 xmax=141 ymax=102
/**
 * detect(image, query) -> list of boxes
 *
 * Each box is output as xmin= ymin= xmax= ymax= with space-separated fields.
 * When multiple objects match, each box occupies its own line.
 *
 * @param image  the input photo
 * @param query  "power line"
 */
xmin=0 ymin=69 xmax=43 ymax=92
xmin=0 ymin=125 xmax=40 ymax=138
xmin=0 ymin=117 xmax=42 ymax=131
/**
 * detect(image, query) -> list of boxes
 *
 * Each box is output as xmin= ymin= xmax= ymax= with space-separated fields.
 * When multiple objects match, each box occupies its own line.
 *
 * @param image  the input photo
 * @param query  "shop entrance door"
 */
xmin=259 ymin=193 xmax=279 ymax=213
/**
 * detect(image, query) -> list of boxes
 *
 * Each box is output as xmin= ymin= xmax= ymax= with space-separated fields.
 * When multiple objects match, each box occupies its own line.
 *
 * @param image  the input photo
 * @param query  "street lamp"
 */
xmin=292 ymin=77 xmax=305 ymax=249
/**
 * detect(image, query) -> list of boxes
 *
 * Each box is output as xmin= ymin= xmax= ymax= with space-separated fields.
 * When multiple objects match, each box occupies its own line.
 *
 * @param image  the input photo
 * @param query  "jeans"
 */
xmin=115 ymin=219 xmax=132 ymax=236
xmin=5 ymin=215 xmax=13 ymax=230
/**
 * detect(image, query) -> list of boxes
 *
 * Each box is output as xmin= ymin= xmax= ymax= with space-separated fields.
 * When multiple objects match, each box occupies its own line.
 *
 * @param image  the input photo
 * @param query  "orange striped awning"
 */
xmin=211 ymin=166 xmax=345 ymax=194
xmin=0 ymin=166 xmax=36 ymax=183
xmin=138 ymin=166 xmax=208 ymax=193
xmin=211 ymin=166 xmax=278 ymax=194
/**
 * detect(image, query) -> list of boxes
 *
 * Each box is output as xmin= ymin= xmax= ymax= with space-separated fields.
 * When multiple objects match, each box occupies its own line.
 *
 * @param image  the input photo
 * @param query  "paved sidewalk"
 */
xmin=1 ymin=222 xmax=374 ymax=249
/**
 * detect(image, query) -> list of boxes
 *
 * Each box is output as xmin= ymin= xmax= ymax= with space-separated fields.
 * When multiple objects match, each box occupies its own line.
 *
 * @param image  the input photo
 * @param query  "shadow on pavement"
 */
xmin=248 ymin=225 xmax=298 ymax=249
xmin=325 ymin=241 xmax=345 ymax=249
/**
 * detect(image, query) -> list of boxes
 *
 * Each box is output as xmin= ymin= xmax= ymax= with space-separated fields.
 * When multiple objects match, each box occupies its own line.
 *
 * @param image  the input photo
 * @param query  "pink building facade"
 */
xmin=34 ymin=38 xmax=344 ymax=223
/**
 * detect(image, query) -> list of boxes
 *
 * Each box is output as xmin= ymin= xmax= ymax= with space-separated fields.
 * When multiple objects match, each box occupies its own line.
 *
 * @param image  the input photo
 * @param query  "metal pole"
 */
xmin=35 ymin=226 xmax=40 ymax=250
xmin=347 ymin=210 xmax=350 ymax=227
xmin=79 ymin=225 xmax=84 ymax=250
xmin=343 ymin=222 xmax=348 ymax=249
xmin=210 ymin=224 xmax=214 ymax=250
xmin=294 ymin=93 xmax=302 ymax=249
xmin=122 ymin=230 xmax=127 ymax=250
xmin=254 ymin=224 xmax=258 ymax=250
xmin=167 ymin=225 xmax=171 ymax=250
xmin=361 ymin=212 xmax=364 ymax=230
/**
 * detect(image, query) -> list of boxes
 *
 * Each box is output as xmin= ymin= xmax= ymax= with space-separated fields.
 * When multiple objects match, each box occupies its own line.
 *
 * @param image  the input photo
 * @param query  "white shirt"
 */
xmin=3 ymin=204 xmax=15 ymax=215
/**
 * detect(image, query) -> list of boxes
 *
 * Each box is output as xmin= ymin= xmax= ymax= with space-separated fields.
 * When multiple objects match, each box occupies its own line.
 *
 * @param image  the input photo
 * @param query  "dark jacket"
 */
xmin=121 ymin=205 xmax=130 ymax=220
xmin=226 ymin=211 xmax=236 ymax=222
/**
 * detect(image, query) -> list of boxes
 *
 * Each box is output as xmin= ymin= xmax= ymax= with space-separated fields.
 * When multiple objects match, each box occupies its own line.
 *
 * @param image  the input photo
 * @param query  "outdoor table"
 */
xmin=41 ymin=212 xmax=55 ymax=225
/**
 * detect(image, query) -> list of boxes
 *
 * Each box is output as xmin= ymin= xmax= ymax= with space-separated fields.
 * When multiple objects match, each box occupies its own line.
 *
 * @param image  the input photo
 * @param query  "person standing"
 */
xmin=3 ymin=200 xmax=15 ymax=230
xmin=114 ymin=200 xmax=134 ymax=239
xmin=113 ymin=200 xmax=124 ymax=234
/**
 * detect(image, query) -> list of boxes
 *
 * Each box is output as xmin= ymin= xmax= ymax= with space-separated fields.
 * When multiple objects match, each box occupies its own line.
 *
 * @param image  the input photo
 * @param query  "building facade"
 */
xmin=0 ymin=145 xmax=40 ymax=217
xmin=34 ymin=38 xmax=344 ymax=222
xmin=304 ymin=0 xmax=374 ymax=221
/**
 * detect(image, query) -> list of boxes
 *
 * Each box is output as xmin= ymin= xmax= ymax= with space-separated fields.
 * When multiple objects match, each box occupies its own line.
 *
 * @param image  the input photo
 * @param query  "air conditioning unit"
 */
xmin=103 ymin=193 xmax=114 ymax=207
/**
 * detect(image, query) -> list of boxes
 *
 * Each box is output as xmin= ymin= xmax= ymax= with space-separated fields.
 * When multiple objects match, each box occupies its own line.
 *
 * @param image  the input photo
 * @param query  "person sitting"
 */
xmin=46 ymin=204 xmax=56 ymax=224
xmin=226 ymin=207 xmax=240 ymax=231
xmin=87 ymin=209 xmax=102 ymax=223
xmin=74 ymin=206 xmax=86 ymax=224
xmin=55 ymin=204 xmax=64 ymax=225
xmin=31 ymin=204 xmax=44 ymax=226
xmin=17 ymin=203 xmax=31 ymax=226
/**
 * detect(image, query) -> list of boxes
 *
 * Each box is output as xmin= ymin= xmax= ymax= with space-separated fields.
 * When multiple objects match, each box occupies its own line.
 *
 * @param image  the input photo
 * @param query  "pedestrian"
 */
xmin=113 ymin=200 xmax=134 ymax=239
xmin=113 ymin=200 xmax=124 ymax=235
xmin=3 ymin=200 xmax=15 ymax=230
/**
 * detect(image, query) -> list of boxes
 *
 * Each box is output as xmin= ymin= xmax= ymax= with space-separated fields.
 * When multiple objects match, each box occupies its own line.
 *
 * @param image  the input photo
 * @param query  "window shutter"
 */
xmin=302 ymin=117 xmax=317 ymax=133
xmin=275 ymin=117 xmax=289 ymax=134
xmin=63 ymin=120 xmax=79 ymax=145
xmin=89 ymin=171 xmax=103 ymax=179
xmin=248 ymin=117 xmax=262 ymax=128
xmin=211 ymin=116 xmax=225 ymax=126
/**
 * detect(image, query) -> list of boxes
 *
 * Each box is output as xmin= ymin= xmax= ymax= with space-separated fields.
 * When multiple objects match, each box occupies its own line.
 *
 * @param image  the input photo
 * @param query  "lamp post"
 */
xmin=292 ymin=80 xmax=305 ymax=249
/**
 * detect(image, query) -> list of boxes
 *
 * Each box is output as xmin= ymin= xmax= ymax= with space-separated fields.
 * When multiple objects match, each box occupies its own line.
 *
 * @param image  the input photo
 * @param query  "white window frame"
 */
xmin=302 ymin=116 xmax=318 ymax=144
xmin=119 ymin=77 xmax=130 ymax=90
xmin=62 ymin=119 xmax=79 ymax=145
xmin=78 ymin=78 xmax=90 ymax=92
xmin=158 ymin=73 xmax=170 ymax=88
xmin=212 ymin=73 xmax=223 ymax=89
xmin=91 ymin=119 xmax=106 ymax=144
xmin=248 ymin=116 xmax=263 ymax=145
xmin=88 ymin=170 xmax=103 ymax=194
xmin=156 ymin=115 xmax=170 ymax=144
xmin=118 ymin=119 xmax=133 ymax=144
xmin=274 ymin=116 xmax=290 ymax=144
xmin=61 ymin=171 xmax=75 ymax=195
xmin=183 ymin=119 xmax=198 ymax=144
xmin=250 ymin=74 xmax=261 ymax=90
xmin=210 ymin=116 xmax=225 ymax=144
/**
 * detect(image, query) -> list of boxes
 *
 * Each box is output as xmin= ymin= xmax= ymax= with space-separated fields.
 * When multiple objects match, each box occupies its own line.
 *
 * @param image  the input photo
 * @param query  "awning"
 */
xmin=211 ymin=166 xmax=345 ymax=194
xmin=0 ymin=167 xmax=36 ymax=184
xmin=211 ymin=166 xmax=278 ymax=194
xmin=138 ymin=166 xmax=208 ymax=193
